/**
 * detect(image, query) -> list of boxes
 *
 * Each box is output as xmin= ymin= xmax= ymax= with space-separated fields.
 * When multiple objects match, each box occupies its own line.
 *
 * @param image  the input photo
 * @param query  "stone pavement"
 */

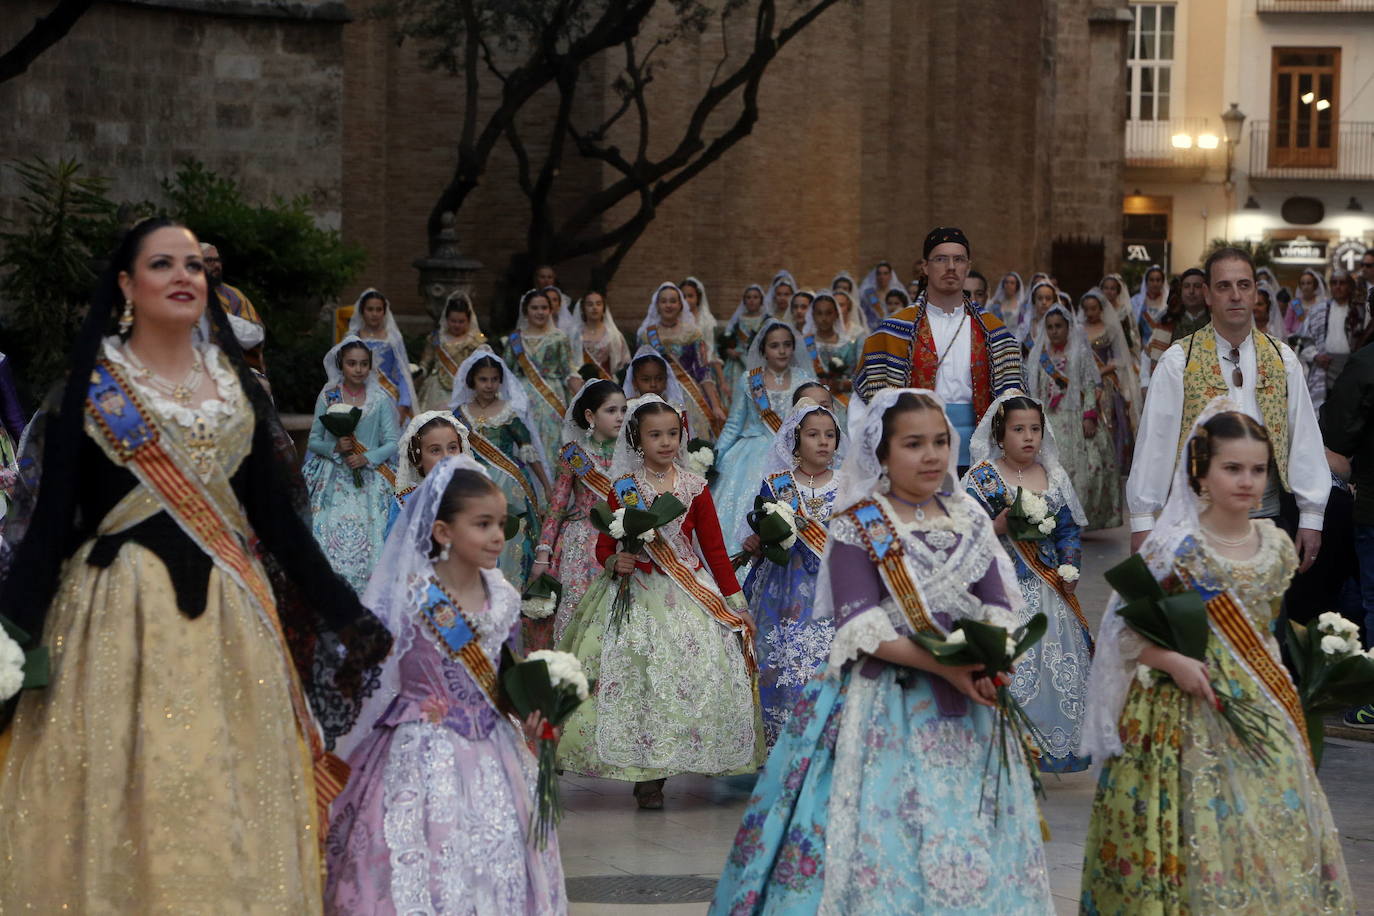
xmin=555 ymin=525 xmax=1374 ymax=914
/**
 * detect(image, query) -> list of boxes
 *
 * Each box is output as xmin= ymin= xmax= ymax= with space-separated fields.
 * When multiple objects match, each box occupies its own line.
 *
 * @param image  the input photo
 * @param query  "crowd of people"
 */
xmin=0 ymin=217 xmax=1370 ymax=913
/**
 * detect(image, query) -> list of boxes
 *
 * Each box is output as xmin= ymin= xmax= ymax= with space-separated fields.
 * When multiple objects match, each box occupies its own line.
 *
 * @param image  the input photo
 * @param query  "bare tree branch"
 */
xmin=0 ymin=0 xmax=94 ymax=85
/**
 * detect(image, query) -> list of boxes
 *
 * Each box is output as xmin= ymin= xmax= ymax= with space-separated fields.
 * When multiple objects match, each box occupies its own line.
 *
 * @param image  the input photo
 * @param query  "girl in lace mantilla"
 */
xmin=385 ymin=409 xmax=470 ymax=539
xmin=347 ymin=288 xmax=417 ymax=426
xmin=962 ymin=392 xmax=1093 ymax=773
xmin=735 ymin=399 xmax=843 ymax=745
xmin=304 ymin=335 xmax=400 ymax=592
xmin=417 ymin=291 xmax=488 ymax=412
xmin=1079 ymin=401 xmax=1351 ymax=915
xmin=325 ymin=457 xmax=567 ymax=915
xmin=504 ymin=289 xmax=582 ymax=458
xmin=712 ymin=388 xmax=1053 ymax=916
xmin=556 ymin=395 xmax=765 ymax=810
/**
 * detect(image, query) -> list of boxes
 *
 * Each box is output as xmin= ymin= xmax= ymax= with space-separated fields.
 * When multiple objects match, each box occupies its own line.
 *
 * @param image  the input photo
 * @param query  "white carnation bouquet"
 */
xmin=1287 ymin=611 xmax=1374 ymax=767
xmin=1007 ymin=487 xmax=1056 ymax=540
xmin=731 ymin=497 xmax=798 ymax=568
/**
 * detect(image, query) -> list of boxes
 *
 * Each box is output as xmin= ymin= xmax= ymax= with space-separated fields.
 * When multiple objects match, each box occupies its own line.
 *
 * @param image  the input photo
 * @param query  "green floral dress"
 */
xmin=1080 ymin=523 xmax=1352 ymax=915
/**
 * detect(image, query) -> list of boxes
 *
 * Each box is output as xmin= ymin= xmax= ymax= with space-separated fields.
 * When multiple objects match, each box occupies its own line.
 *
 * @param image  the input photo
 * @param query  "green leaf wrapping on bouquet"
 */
xmin=686 ymin=438 xmax=718 ymax=484
xmin=746 ymin=495 xmax=797 ymax=566
xmin=1 ymin=614 xmax=50 ymax=690
xmin=523 ymin=573 xmax=563 ymax=603
xmin=1286 ymin=620 xmax=1374 ymax=713
xmin=1006 ymin=487 xmax=1049 ymax=542
xmin=317 ymin=406 xmax=362 ymax=438
xmin=1104 ymin=554 xmax=1209 ymax=660
xmin=577 ymin=362 xmax=603 ymax=382
xmin=504 ymin=512 xmax=524 ymax=541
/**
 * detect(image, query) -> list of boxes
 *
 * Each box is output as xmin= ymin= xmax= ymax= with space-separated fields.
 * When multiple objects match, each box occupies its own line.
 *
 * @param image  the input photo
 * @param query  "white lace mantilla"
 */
xmin=102 ymin=338 xmax=243 ymax=429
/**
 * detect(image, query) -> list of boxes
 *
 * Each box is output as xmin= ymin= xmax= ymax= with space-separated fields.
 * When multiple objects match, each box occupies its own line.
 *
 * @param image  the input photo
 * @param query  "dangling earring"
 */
xmin=437 ymin=542 xmax=451 ymax=563
xmin=584 ymin=425 xmax=594 ymax=443
xmin=878 ymin=464 xmax=891 ymax=493
xmin=1199 ymin=484 xmax=1212 ymax=506
xmin=118 ymin=299 xmax=135 ymax=334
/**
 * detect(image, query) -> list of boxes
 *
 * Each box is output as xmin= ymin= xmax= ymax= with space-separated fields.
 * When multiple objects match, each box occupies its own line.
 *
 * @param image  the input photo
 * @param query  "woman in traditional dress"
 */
xmin=721 ymin=284 xmax=769 ymax=393
xmin=1025 ymin=279 xmax=1059 ymax=344
xmin=858 ymin=260 xmax=902 ymax=329
xmin=386 ymin=408 xmax=470 ymax=537
xmin=1289 ymin=267 xmax=1328 ymax=341
xmin=417 ymin=291 xmax=487 ymax=412
xmin=1027 ymin=305 xmax=1121 ymax=530
xmin=799 ymin=290 xmax=855 ymax=430
xmin=680 ymin=276 xmax=726 ymax=396
xmin=304 ymin=336 xmax=400 ymax=592
xmin=569 ymin=290 xmax=631 ymax=381
xmin=450 ymin=349 xmax=551 ymax=592
xmin=1079 ymin=287 xmax=1140 ymax=474
xmin=325 ymin=457 xmax=567 ymax=915
xmin=532 ymin=380 xmax=626 ymax=646
xmin=623 ymin=345 xmax=690 ymax=419
xmin=1079 ymin=402 xmax=1353 ymax=914
xmin=348 ymin=288 xmax=417 ymax=426
xmin=0 ymin=219 xmax=389 ymax=911
xmin=767 ymin=272 xmax=797 ymax=321
xmin=962 ymin=393 xmax=1093 ymax=773
xmin=830 ymin=270 xmax=858 ymax=302
xmin=1130 ymin=265 xmax=1169 ymax=347
xmin=734 ymin=399 xmax=843 ymax=744
xmin=713 ymin=320 xmax=817 ymax=553
xmin=833 ymin=286 xmax=868 ymax=344
xmin=505 ymin=289 xmax=581 ymax=457
xmin=989 ymin=271 xmax=1029 ymax=342
xmin=788 ymin=290 xmax=813 ymax=329
xmin=635 ymin=281 xmax=726 ymax=440
xmin=1299 ymin=268 xmax=1369 ymax=411
xmin=557 ymin=395 xmax=763 ymax=809
xmin=1099 ymin=272 xmax=1140 ymax=361
xmin=711 ymin=388 xmax=1053 ymax=914
xmin=883 ymin=287 xmax=911 ymax=320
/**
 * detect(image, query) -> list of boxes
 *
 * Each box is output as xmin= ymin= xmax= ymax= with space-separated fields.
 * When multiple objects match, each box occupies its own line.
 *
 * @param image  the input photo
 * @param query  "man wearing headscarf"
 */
xmin=1169 ymin=267 xmax=1211 ymax=342
xmin=854 ymin=227 xmax=1023 ymax=469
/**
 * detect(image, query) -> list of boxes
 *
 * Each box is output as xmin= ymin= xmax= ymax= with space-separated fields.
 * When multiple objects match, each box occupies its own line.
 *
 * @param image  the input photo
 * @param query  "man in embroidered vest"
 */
xmin=854 ymin=226 xmax=1023 ymax=471
xmin=1127 ymin=247 xmax=1327 ymax=571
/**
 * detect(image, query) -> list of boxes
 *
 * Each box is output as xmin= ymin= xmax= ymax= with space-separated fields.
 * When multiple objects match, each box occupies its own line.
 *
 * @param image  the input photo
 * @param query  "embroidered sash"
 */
xmin=582 ymin=347 xmax=613 ymax=381
xmin=86 ymin=359 xmax=345 ymax=831
xmin=842 ymin=498 xmax=939 ymax=637
xmin=644 ymin=326 xmax=721 ymax=436
xmin=366 ymin=341 xmax=402 ymax=403
xmin=745 ymin=369 xmax=784 ymax=432
xmin=418 ymin=578 xmax=501 ymax=707
xmin=612 ymin=475 xmax=757 ymax=673
xmin=1182 ymin=564 xmax=1311 ymax=761
xmin=508 ymin=331 xmax=567 ymax=416
xmin=433 ymin=331 xmax=461 ymax=380
xmin=324 ymin=388 xmax=398 ymax=487
xmin=457 ymin=410 xmax=540 ymax=509
xmin=764 ymin=470 xmax=828 ymax=559
xmin=560 ymin=442 xmax=613 ymax=500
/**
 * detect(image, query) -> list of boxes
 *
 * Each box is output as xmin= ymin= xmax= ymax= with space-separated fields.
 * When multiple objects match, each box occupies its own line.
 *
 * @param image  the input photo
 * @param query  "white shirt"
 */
xmin=1327 ymin=302 xmax=1351 ymax=355
xmin=926 ymin=304 xmax=974 ymax=404
xmin=1126 ymin=327 xmax=1329 ymax=532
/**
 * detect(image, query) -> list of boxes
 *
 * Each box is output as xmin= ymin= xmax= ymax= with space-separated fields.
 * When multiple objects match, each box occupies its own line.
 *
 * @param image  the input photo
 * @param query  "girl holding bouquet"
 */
xmin=505 ymin=290 xmax=581 ymax=457
xmin=450 ymin=349 xmax=551 ymax=595
xmin=557 ymin=395 xmax=764 ymax=810
xmin=325 ymin=456 xmax=567 ymax=914
xmin=416 ymin=291 xmax=487 ymax=412
xmin=962 ymin=392 xmax=1093 ymax=773
xmin=347 ymin=288 xmax=417 ymax=426
xmin=1079 ymin=400 xmax=1352 ymax=914
xmin=386 ymin=409 xmax=471 ymax=537
xmin=735 ymin=399 xmax=843 ymax=745
xmin=712 ymin=388 xmax=1053 ymax=915
xmin=304 ymin=336 xmax=399 ymax=591
xmin=713 ymin=320 xmax=817 ymax=553
xmin=533 ymin=380 xmax=627 ymax=644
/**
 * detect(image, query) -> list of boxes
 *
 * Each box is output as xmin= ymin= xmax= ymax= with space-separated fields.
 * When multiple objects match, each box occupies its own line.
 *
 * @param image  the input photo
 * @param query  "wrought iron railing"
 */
xmin=1257 ymin=0 xmax=1374 ymax=12
xmin=1248 ymin=120 xmax=1374 ymax=180
xmin=1125 ymin=118 xmax=1213 ymax=167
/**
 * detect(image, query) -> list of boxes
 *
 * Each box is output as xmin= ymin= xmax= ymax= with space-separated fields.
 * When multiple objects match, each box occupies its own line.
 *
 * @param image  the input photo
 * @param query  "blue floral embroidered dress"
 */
xmin=741 ymin=473 xmax=837 ymax=745
xmin=711 ymin=495 xmax=1053 ymax=915
xmin=964 ymin=460 xmax=1093 ymax=772
xmin=712 ymin=372 xmax=812 ymax=554
xmin=303 ymin=387 xmax=399 ymax=592
xmin=359 ymin=337 xmax=413 ymax=423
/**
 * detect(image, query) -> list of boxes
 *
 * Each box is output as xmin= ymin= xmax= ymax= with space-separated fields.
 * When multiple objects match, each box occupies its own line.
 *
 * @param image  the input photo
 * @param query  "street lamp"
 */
xmin=1221 ymin=103 xmax=1246 ymax=189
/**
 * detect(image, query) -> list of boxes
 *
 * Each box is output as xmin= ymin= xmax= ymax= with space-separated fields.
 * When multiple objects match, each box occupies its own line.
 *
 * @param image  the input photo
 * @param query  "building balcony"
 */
xmin=1125 ymin=118 xmax=1213 ymax=179
xmin=1257 ymin=0 xmax=1374 ymax=12
xmin=1247 ymin=120 xmax=1374 ymax=181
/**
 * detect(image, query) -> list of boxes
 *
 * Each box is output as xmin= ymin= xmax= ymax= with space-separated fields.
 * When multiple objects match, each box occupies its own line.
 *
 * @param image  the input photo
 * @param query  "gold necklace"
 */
xmin=124 ymin=345 xmax=204 ymax=405
xmin=798 ymin=465 xmax=830 ymax=514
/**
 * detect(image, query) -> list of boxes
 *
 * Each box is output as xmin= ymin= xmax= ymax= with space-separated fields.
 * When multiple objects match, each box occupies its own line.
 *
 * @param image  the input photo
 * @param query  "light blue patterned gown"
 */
xmin=741 ymin=474 xmax=837 ymax=745
xmin=302 ymin=387 xmax=399 ymax=592
xmin=712 ymin=497 xmax=1053 ymax=915
xmin=359 ymin=337 xmax=412 ymax=421
xmin=712 ymin=372 xmax=813 ymax=553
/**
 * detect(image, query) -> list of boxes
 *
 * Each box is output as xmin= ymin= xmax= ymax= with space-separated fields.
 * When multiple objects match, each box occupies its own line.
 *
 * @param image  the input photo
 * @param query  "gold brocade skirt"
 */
xmin=0 ymin=540 xmax=322 ymax=914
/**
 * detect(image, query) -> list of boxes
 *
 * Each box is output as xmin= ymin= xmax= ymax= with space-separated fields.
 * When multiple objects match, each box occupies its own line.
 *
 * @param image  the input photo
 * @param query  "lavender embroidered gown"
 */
xmin=324 ymin=593 xmax=566 ymax=915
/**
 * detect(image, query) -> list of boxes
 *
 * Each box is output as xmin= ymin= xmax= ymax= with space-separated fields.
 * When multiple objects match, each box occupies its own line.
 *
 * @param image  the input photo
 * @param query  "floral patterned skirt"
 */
xmin=1008 ymin=567 xmax=1092 ymax=773
xmin=742 ymin=547 xmax=834 ymax=746
xmin=1080 ymin=640 xmax=1352 ymax=915
xmin=303 ymin=454 xmax=394 ymax=593
xmin=1047 ymin=408 xmax=1122 ymax=531
xmin=555 ymin=566 xmax=764 ymax=781
xmin=711 ymin=663 xmax=1053 ymax=915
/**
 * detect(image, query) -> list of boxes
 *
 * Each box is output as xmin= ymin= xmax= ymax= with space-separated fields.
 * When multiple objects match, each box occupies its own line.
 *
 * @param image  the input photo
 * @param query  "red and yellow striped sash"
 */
xmin=509 ymin=332 xmax=567 ymax=416
xmin=643 ymin=538 xmax=757 ymax=673
xmin=646 ymin=326 xmax=722 ymax=436
xmin=1011 ymin=539 xmax=1091 ymax=638
xmin=582 ymin=347 xmax=613 ymax=381
xmin=467 ymin=430 xmax=539 ymax=509
xmin=845 ymin=499 xmax=937 ymax=636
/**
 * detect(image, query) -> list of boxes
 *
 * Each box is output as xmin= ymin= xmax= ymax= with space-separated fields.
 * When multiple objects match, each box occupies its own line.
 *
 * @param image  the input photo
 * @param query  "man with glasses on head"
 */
xmin=855 ymin=226 xmax=1022 ymax=471
xmin=1127 ymin=247 xmax=1327 ymax=574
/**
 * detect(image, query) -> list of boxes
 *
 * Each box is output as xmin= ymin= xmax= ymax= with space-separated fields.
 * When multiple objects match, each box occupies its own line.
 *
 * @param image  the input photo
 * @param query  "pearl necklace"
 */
xmin=1202 ymin=521 xmax=1256 ymax=548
